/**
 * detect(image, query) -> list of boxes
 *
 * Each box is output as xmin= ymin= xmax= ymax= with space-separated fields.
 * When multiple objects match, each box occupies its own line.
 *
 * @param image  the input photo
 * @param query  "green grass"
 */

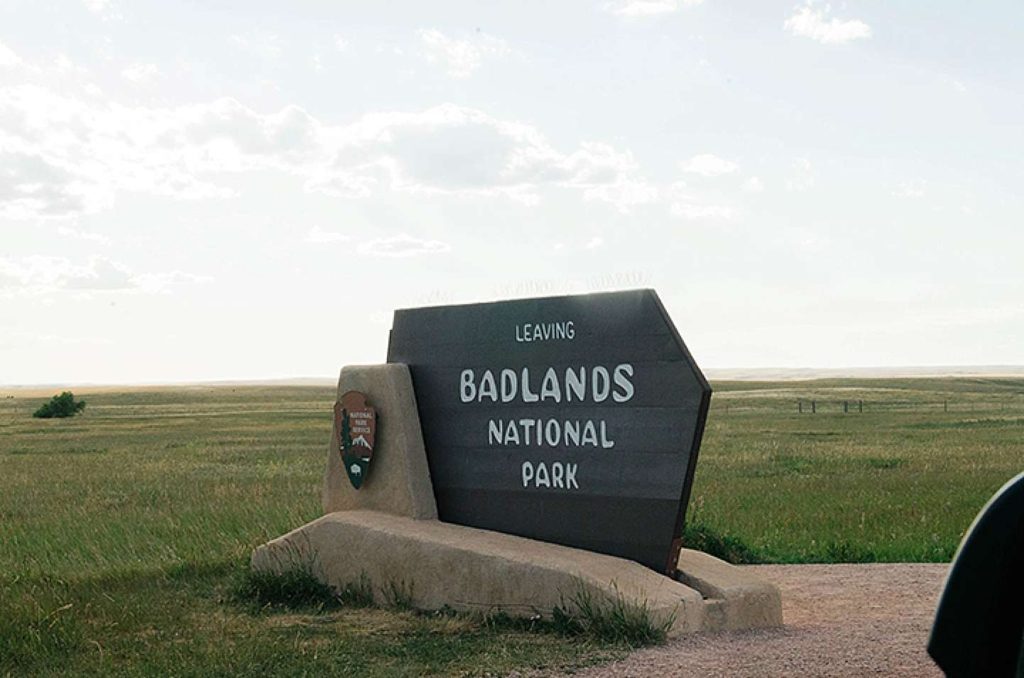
xmin=688 ymin=377 xmax=1024 ymax=563
xmin=551 ymin=583 xmax=674 ymax=647
xmin=1 ymin=378 xmax=1022 ymax=674
xmin=0 ymin=386 xmax=620 ymax=676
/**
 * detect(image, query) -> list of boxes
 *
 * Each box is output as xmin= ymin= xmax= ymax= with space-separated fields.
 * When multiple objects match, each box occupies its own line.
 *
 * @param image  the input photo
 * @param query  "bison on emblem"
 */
xmin=333 ymin=391 xmax=377 ymax=490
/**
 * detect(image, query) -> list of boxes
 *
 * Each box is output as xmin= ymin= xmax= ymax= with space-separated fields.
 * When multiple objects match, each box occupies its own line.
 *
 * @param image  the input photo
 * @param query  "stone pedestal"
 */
xmin=321 ymin=364 xmax=436 ymax=519
xmin=252 ymin=364 xmax=782 ymax=637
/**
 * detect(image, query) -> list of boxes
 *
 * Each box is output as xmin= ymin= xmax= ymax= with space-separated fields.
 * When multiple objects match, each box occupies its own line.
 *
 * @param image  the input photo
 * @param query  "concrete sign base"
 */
xmin=251 ymin=364 xmax=781 ymax=637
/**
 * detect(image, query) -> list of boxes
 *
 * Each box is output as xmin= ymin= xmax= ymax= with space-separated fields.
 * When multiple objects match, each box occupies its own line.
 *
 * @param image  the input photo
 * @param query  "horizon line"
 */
xmin=3 ymin=364 xmax=1024 ymax=391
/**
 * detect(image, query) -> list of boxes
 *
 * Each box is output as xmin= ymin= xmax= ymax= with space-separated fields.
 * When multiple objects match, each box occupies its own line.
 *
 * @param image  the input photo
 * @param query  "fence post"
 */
xmin=812 ymin=400 xmax=816 ymax=414
xmin=859 ymin=400 xmax=863 ymax=413
xmin=844 ymin=401 xmax=849 ymax=413
xmin=799 ymin=401 xmax=803 ymax=413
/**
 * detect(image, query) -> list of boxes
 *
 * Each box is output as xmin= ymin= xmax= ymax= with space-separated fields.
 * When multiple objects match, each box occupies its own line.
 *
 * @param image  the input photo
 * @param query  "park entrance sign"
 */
xmin=255 ymin=288 xmax=780 ymax=634
xmin=387 ymin=289 xmax=711 ymax=574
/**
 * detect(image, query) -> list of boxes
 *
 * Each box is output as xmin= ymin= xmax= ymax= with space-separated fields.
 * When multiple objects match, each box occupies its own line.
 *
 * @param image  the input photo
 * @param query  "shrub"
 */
xmin=32 ymin=392 xmax=86 ymax=419
xmin=682 ymin=523 xmax=764 ymax=564
xmin=231 ymin=566 xmax=342 ymax=611
xmin=552 ymin=583 xmax=673 ymax=647
xmin=380 ymin=578 xmax=415 ymax=610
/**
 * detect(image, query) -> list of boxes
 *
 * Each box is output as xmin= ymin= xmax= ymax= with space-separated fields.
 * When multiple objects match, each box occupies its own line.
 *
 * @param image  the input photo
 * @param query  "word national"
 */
xmin=488 ymin=418 xmax=615 ymax=449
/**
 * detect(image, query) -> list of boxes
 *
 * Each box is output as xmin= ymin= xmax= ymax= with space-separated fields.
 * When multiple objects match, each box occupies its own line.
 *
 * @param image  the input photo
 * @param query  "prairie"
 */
xmin=1 ymin=378 xmax=1021 ymax=675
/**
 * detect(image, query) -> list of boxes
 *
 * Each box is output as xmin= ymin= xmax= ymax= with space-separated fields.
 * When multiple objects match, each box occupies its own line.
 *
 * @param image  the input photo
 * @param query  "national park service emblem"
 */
xmin=334 ymin=391 xmax=377 ymax=489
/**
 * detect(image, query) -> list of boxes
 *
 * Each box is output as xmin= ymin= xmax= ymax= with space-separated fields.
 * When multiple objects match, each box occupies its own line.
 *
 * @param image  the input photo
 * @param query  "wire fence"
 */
xmin=712 ymin=397 xmax=1024 ymax=415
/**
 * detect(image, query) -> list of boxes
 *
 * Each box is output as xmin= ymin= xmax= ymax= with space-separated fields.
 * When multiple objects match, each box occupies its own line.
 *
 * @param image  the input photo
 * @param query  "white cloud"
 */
xmin=604 ymin=0 xmax=703 ymax=17
xmin=0 ymin=330 xmax=112 ymax=349
xmin=304 ymin=225 xmax=350 ymax=243
xmin=556 ymin=142 xmax=659 ymax=211
xmin=334 ymin=35 xmax=348 ymax=51
xmin=0 ymin=40 xmax=21 ymax=67
xmin=559 ymin=142 xmax=638 ymax=185
xmin=357 ymin=234 xmax=451 ymax=258
xmin=57 ymin=226 xmax=111 ymax=245
xmin=585 ymin=236 xmax=605 ymax=249
xmin=1 ymin=42 xmax=661 ymax=217
xmin=121 ymin=63 xmax=158 ymax=83
xmin=309 ymin=105 xmax=650 ymax=205
xmin=667 ymin=181 xmax=735 ymax=220
xmin=418 ymin=29 xmax=509 ymax=78
xmin=82 ymin=0 xmax=110 ymax=12
xmin=0 ymin=255 xmax=209 ymax=295
xmin=893 ymin=180 xmax=926 ymax=199
xmin=786 ymin=158 xmax=815 ymax=191
xmin=671 ymin=202 xmax=735 ymax=219
xmin=0 ymin=87 xmax=303 ymax=218
xmin=0 ymin=149 xmax=113 ymax=220
xmin=0 ymin=70 xmax=651 ymax=217
xmin=681 ymin=153 xmax=738 ymax=177
xmin=62 ymin=257 xmax=135 ymax=290
xmin=743 ymin=176 xmax=765 ymax=192
xmin=0 ymin=256 xmax=86 ymax=290
xmin=81 ymin=0 xmax=121 ymax=21
xmin=582 ymin=177 xmax=660 ymax=212
xmin=52 ymin=53 xmax=80 ymax=75
xmin=229 ymin=32 xmax=283 ymax=60
xmin=784 ymin=3 xmax=871 ymax=45
xmin=134 ymin=270 xmax=213 ymax=293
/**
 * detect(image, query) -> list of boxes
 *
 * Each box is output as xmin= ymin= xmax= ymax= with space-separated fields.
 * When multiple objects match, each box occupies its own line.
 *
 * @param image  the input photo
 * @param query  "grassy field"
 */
xmin=691 ymin=377 xmax=1023 ymax=563
xmin=1 ymin=378 xmax=1022 ymax=675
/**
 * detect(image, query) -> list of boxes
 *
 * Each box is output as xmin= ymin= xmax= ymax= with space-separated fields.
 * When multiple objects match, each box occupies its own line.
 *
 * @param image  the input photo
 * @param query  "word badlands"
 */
xmin=459 ymin=364 xmax=635 ymax=404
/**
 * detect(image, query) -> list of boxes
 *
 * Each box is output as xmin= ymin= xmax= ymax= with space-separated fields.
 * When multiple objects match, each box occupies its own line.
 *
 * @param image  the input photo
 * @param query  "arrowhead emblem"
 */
xmin=334 ymin=391 xmax=377 ymax=489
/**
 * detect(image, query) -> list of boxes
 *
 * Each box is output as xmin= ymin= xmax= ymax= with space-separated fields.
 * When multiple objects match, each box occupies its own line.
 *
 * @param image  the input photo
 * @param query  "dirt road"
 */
xmin=573 ymin=564 xmax=948 ymax=677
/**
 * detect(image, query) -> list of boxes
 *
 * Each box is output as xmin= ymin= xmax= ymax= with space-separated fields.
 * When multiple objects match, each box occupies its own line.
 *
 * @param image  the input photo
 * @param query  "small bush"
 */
xmin=32 ymin=392 xmax=86 ymax=419
xmin=682 ymin=523 xmax=764 ymax=564
xmin=338 ymin=573 xmax=376 ymax=607
xmin=231 ymin=561 xmax=375 ymax=612
xmin=865 ymin=456 xmax=906 ymax=470
xmin=380 ymin=578 xmax=415 ymax=610
xmin=553 ymin=583 xmax=672 ymax=647
xmin=231 ymin=567 xmax=340 ymax=611
xmin=823 ymin=540 xmax=877 ymax=563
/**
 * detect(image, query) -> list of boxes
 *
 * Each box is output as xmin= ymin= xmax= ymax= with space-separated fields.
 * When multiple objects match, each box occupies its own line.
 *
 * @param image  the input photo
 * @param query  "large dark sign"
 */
xmin=386 ymin=289 xmax=711 ymax=574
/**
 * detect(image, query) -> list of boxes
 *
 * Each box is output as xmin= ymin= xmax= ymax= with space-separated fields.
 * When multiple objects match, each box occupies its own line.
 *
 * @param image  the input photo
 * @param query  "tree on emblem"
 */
xmin=340 ymin=409 xmax=352 ymax=454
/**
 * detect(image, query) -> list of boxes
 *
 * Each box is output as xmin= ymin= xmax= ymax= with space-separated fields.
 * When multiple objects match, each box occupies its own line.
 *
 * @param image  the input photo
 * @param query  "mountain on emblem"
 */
xmin=334 ymin=391 xmax=377 ymax=490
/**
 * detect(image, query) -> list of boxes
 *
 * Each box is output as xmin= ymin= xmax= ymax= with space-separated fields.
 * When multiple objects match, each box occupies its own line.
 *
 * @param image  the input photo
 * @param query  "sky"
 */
xmin=1 ymin=1 xmax=1022 ymax=384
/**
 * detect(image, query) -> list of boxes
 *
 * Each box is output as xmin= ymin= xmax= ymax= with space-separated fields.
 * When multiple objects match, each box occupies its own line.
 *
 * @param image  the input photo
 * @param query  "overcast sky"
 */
xmin=1 ymin=1 xmax=1021 ymax=384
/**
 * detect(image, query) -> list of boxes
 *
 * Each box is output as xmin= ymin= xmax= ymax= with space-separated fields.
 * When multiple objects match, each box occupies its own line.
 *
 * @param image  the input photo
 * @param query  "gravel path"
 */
xmin=571 ymin=564 xmax=949 ymax=678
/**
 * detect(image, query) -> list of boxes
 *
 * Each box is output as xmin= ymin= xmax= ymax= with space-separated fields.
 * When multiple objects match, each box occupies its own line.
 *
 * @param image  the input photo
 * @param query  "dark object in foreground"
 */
xmin=32 ymin=391 xmax=86 ymax=418
xmin=928 ymin=471 xmax=1024 ymax=677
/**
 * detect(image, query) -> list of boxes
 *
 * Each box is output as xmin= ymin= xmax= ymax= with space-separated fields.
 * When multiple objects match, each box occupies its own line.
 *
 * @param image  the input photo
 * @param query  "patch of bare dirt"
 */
xmin=567 ymin=564 xmax=948 ymax=678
